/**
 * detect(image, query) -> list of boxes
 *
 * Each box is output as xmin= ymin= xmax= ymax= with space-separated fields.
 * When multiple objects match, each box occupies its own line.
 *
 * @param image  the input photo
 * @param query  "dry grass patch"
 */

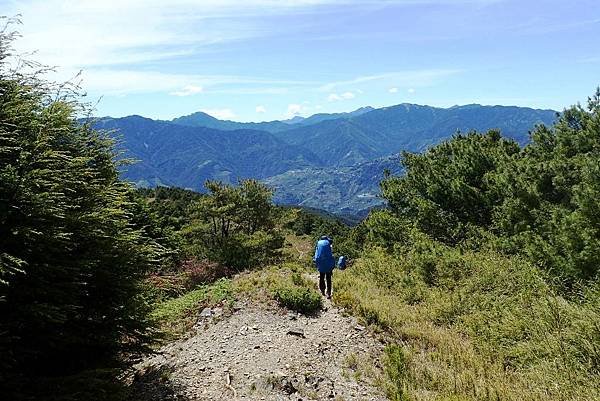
xmin=334 ymin=248 xmax=600 ymax=401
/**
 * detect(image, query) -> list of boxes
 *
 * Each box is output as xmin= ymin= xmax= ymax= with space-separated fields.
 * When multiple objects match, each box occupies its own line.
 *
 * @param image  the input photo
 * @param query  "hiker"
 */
xmin=313 ymin=235 xmax=335 ymax=299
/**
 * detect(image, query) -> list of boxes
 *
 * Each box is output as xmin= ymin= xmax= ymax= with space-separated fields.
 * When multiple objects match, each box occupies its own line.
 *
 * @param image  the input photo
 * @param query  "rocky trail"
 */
xmin=129 ymin=290 xmax=388 ymax=401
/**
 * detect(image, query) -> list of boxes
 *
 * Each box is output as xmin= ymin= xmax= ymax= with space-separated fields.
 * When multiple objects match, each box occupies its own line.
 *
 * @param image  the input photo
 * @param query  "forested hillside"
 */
xmin=94 ymin=116 xmax=322 ymax=188
xmin=264 ymin=154 xmax=404 ymax=214
xmin=98 ymin=103 xmax=556 ymax=215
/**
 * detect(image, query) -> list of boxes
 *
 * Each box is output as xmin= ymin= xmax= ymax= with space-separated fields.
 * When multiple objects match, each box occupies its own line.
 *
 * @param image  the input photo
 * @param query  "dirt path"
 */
xmin=130 ymin=295 xmax=387 ymax=401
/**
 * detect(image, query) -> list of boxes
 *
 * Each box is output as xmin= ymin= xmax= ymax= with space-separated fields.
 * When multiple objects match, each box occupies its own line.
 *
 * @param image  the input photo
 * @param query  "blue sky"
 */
xmin=3 ymin=0 xmax=600 ymax=121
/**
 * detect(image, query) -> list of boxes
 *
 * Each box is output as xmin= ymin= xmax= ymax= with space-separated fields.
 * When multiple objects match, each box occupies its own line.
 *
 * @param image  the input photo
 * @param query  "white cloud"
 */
xmin=5 ymin=2 xmax=467 ymax=99
xmin=408 ymin=88 xmax=416 ymax=94
xmin=328 ymin=91 xmax=355 ymax=102
xmin=169 ymin=85 xmax=203 ymax=96
xmin=201 ymin=108 xmax=236 ymax=120
xmin=286 ymin=103 xmax=310 ymax=117
xmin=256 ymin=105 xmax=267 ymax=113
xmin=389 ymin=87 xmax=399 ymax=93
xmin=287 ymin=104 xmax=303 ymax=115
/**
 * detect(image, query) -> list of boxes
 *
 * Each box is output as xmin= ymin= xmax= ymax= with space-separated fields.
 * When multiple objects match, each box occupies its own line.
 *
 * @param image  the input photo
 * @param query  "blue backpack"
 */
xmin=337 ymin=256 xmax=347 ymax=270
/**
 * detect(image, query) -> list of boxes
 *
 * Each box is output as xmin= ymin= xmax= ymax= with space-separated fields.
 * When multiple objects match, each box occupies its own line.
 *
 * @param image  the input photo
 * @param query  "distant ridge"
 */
xmin=169 ymin=106 xmax=377 ymax=133
xmin=99 ymin=103 xmax=557 ymax=214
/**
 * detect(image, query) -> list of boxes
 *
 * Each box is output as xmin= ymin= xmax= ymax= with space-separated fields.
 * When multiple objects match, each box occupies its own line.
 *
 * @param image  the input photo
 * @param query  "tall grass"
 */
xmin=335 ymin=246 xmax=600 ymax=401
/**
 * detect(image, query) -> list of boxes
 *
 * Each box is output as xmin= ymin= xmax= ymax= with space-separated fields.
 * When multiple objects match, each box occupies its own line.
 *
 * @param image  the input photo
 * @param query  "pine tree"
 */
xmin=0 ymin=20 xmax=162 ymax=398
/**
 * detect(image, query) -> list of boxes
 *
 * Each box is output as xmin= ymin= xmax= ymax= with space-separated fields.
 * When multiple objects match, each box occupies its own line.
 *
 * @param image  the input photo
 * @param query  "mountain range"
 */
xmin=97 ymin=103 xmax=557 ymax=215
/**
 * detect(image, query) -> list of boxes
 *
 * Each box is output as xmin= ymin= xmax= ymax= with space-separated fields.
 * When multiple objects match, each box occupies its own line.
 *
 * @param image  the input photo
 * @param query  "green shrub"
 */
xmin=273 ymin=284 xmax=322 ymax=314
xmin=378 ymin=89 xmax=600 ymax=284
xmin=383 ymin=345 xmax=411 ymax=401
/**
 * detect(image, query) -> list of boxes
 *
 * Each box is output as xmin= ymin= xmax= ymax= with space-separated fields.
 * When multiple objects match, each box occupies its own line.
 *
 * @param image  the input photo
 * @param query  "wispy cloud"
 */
xmin=7 ymin=1 xmax=468 ymax=99
xmin=388 ymin=87 xmax=398 ymax=93
xmin=9 ymin=0 xmax=413 ymax=70
xmin=44 ymin=68 xmax=317 ymax=96
xmin=256 ymin=105 xmax=267 ymax=113
xmin=328 ymin=91 xmax=356 ymax=101
xmin=318 ymin=69 xmax=462 ymax=92
xmin=169 ymin=85 xmax=203 ymax=97
xmin=578 ymin=56 xmax=600 ymax=64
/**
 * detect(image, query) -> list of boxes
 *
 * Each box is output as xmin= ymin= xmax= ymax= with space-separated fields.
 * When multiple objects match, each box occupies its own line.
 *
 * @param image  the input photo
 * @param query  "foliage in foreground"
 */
xmin=0 ymin=23 xmax=163 ymax=400
xmin=273 ymin=272 xmax=322 ymax=314
xmin=335 ymin=245 xmax=600 ymax=401
xmin=343 ymin=92 xmax=600 ymax=399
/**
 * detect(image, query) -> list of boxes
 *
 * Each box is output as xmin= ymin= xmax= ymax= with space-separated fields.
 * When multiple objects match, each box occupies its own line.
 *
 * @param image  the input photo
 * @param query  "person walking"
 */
xmin=313 ymin=235 xmax=335 ymax=299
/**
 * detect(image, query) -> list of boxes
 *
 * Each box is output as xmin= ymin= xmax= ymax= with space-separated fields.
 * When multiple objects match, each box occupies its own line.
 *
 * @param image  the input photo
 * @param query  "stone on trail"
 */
xmin=286 ymin=328 xmax=305 ymax=338
xmin=200 ymin=308 xmax=213 ymax=318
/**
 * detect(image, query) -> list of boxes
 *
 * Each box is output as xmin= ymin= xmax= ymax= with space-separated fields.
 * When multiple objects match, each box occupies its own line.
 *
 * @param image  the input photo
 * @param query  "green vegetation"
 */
xmin=335 ymin=90 xmax=600 ymax=401
xmin=137 ymin=186 xmax=203 ymax=232
xmin=0 ymin=23 xmax=163 ymax=400
xmin=151 ymin=278 xmax=233 ymax=338
xmin=0 ymin=23 xmax=297 ymax=401
xmin=234 ymin=261 xmax=322 ymax=314
xmin=380 ymin=92 xmax=600 ymax=284
xmin=103 ymin=100 xmax=555 ymax=215
xmin=336 ymin=247 xmax=600 ymax=401
xmin=182 ymin=179 xmax=284 ymax=270
xmin=273 ymin=272 xmax=322 ymax=314
xmin=264 ymin=155 xmax=403 ymax=215
xmin=3 ymin=17 xmax=598 ymax=401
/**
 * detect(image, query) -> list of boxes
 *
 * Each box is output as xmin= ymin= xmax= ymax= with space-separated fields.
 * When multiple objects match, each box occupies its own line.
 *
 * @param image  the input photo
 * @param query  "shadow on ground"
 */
xmin=128 ymin=364 xmax=190 ymax=401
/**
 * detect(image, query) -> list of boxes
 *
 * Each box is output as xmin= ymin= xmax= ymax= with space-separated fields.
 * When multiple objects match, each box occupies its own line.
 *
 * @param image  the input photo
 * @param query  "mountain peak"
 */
xmin=352 ymin=106 xmax=374 ymax=114
xmin=172 ymin=111 xmax=220 ymax=124
xmin=284 ymin=116 xmax=306 ymax=124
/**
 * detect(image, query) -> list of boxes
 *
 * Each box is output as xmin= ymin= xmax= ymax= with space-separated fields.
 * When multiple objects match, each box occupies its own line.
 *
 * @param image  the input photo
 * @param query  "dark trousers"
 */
xmin=319 ymin=272 xmax=332 ymax=296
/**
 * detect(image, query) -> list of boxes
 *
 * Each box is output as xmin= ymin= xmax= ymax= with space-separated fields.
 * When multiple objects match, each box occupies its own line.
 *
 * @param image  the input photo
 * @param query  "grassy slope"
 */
xmin=150 ymin=234 xmax=322 ymax=339
xmin=147 ymin=229 xmax=600 ymax=401
xmin=334 ymin=247 xmax=600 ymax=401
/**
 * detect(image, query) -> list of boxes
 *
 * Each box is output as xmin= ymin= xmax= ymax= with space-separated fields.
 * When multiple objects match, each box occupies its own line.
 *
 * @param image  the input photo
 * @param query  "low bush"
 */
xmin=273 ymin=284 xmax=322 ymax=314
xmin=234 ymin=263 xmax=323 ymax=314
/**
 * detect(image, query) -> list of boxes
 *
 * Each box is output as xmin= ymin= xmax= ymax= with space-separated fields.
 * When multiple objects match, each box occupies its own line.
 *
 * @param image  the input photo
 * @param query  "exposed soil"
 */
xmin=129 ymin=295 xmax=387 ymax=401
